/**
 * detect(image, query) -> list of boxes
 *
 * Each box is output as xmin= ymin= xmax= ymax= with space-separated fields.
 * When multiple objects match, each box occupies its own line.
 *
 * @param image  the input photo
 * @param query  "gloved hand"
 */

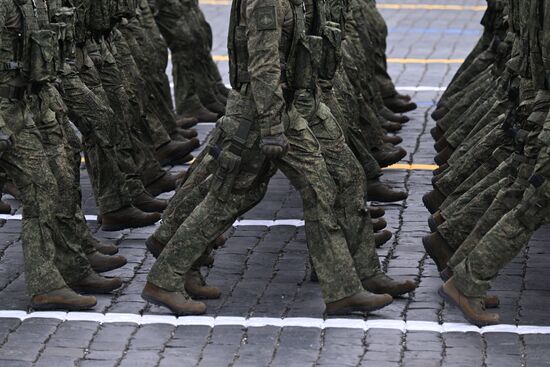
xmin=260 ymin=133 xmax=289 ymax=159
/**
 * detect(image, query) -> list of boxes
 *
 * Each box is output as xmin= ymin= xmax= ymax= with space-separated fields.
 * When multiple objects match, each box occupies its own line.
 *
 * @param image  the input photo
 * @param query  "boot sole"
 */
xmin=326 ymin=298 xmax=393 ymax=316
xmin=438 ymin=286 xmax=497 ymax=327
xmin=185 ymin=289 xmax=221 ymax=300
xmin=72 ymin=284 xmax=122 ymax=294
xmin=91 ymin=260 xmax=128 ymax=274
xmin=31 ymin=300 xmax=97 ymax=311
xmin=141 ymin=293 xmax=205 ymax=316
xmin=102 ymin=218 xmax=160 ymax=232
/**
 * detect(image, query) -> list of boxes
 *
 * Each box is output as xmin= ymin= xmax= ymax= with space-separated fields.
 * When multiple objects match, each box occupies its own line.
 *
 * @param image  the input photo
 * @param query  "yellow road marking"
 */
xmin=385 ymin=163 xmax=437 ymax=171
xmin=200 ymin=0 xmax=486 ymax=11
xmin=213 ymin=55 xmax=463 ymax=64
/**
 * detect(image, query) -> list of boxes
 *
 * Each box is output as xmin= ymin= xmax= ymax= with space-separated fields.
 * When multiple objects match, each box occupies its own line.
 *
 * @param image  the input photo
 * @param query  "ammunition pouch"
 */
xmin=319 ymin=22 xmax=342 ymax=81
xmin=0 ymin=85 xmax=26 ymax=100
xmin=210 ymin=117 xmax=253 ymax=201
xmin=29 ymin=30 xmax=58 ymax=83
xmin=288 ymin=35 xmax=322 ymax=89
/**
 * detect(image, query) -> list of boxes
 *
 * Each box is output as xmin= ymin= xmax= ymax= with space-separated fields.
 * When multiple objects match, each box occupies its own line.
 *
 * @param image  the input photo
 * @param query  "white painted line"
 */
xmin=0 ymin=311 xmax=549 ymax=334
xmin=0 ymin=215 xmax=305 ymax=227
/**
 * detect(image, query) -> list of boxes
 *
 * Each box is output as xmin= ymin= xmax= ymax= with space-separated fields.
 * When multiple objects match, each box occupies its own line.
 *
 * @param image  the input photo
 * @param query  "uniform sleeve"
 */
xmin=245 ymin=0 xmax=286 ymax=137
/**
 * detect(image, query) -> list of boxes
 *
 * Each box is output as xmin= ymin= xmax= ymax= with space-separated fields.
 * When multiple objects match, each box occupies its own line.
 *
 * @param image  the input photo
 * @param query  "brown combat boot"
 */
xmin=428 ymin=210 xmax=446 ymax=232
xmin=384 ymin=95 xmax=417 ymax=113
xmin=431 ymin=106 xmax=449 ymax=121
xmin=372 ymin=218 xmax=387 ymax=231
xmin=326 ymin=291 xmax=393 ymax=315
xmin=372 ymin=145 xmax=407 ymax=168
xmin=176 ymin=116 xmax=199 ymax=129
xmin=101 ymin=206 xmax=161 ymax=231
xmin=422 ymin=189 xmax=446 ymax=214
xmin=141 ymin=282 xmax=206 ymax=315
xmin=155 ymin=139 xmax=200 ymax=166
xmin=31 ymin=287 xmax=97 ymax=311
xmin=133 ymin=192 xmax=168 ymax=213
xmin=367 ymin=179 xmax=408 ymax=202
xmin=146 ymin=236 xmax=165 ymax=258
xmin=3 ymin=181 xmax=19 ymax=199
xmin=423 ymin=232 xmax=453 ymax=272
xmin=439 ymin=277 xmax=500 ymax=327
xmin=432 ymin=163 xmax=449 ymax=176
xmin=362 ymin=273 xmax=417 ymax=297
xmin=484 ymin=295 xmax=500 ymax=309
xmin=70 ymin=272 xmax=123 ymax=294
xmin=0 ymin=199 xmax=10 ymax=214
xmin=213 ymin=235 xmax=226 ymax=249
xmin=146 ymin=173 xmax=177 ymax=197
xmin=440 ymin=267 xmax=453 ymax=281
xmin=379 ymin=106 xmax=410 ymax=124
xmin=368 ymin=206 xmax=385 ymax=219
xmin=87 ymin=251 xmax=127 ymax=273
xmin=382 ymin=135 xmax=403 ymax=145
xmin=430 ymin=126 xmax=444 ymax=140
xmin=434 ymin=137 xmax=449 ymax=153
xmin=434 ymin=146 xmax=454 ymax=166
xmin=171 ymin=127 xmax=198 ymax=140
xmin=179 ymin=104 xmax=218 ymax=122
xmin=381 ymin=120 xmax=402 ymax=133
xmin=374 ymin=230 xmax=393 ymax=248
xmin=94 ymin=242 xmax=118 ymax=255
xmin=185 ymin=270 xmax=221 ymax=299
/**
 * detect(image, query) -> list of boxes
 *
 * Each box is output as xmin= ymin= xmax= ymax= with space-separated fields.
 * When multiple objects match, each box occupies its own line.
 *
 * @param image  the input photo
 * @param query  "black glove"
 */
xmin=260 ymin=133 xmax=289 ymax=159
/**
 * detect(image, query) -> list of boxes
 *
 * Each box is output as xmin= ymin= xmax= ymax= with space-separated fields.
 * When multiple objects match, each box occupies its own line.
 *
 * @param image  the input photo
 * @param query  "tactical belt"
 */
xmin=0 ymin=61 xmax=23 ymax=71
xmin=0 ymin=85 xmax=26 ymax=100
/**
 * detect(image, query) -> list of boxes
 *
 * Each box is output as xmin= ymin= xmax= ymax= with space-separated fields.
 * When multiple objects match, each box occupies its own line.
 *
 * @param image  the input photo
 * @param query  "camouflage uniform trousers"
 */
xmin=435 ymin=124 xmax=512 ymax=196
xmin=0 ymin=97 xmax=91 ymax=296
xmin=437 ymin=69 xmax=495 ymax=132
xmin=30 ymin=85 xmax=99 ymax=257
xmin=109 ymin=29 xmax=171 ymax=149
xmin=137 ymin=0 xmax=174 ymax=112
xmin=437 ymin=154 xmax=519 ymax=250
xmin=148 ymin=88 xmax=365 ymax=303
xmin=153 ymin=93 xmax=382 ymax=281
xmin=444 ymin=87 xmax=499 ymax=148
xmin=452 ymin=181 xmax=549 ymax=297
xmin=323 ymin=72 xmax=383 ymax=181
xmin=154 ymin=0 xmax=222 ymax=114
xmin=439 ymin=48 xmax=496 ymax=108
xmin=440 ymin=29 xmax=494 ymax=104
xmin=446 ymin=108 xmax=508 ymax=167
xmin=361 ymin=0 xmax=397 ymax=99
xmin=97 ymin=38 xmax=166 ymax=198
xmin=440 ymin=147 xmax=511 ymax=213
xmin=115 ymin=25 xmax=178 ymax=144
xmin=448 ymin=169 xmax=531 ymax=270
xmin=59 ymin=64 xmax=132 ymax=215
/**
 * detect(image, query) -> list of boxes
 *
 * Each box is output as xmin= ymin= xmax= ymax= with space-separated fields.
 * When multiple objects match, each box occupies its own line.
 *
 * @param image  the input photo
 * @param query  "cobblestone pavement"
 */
xmin=1 ymin=1 xmax=550 ymax=366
